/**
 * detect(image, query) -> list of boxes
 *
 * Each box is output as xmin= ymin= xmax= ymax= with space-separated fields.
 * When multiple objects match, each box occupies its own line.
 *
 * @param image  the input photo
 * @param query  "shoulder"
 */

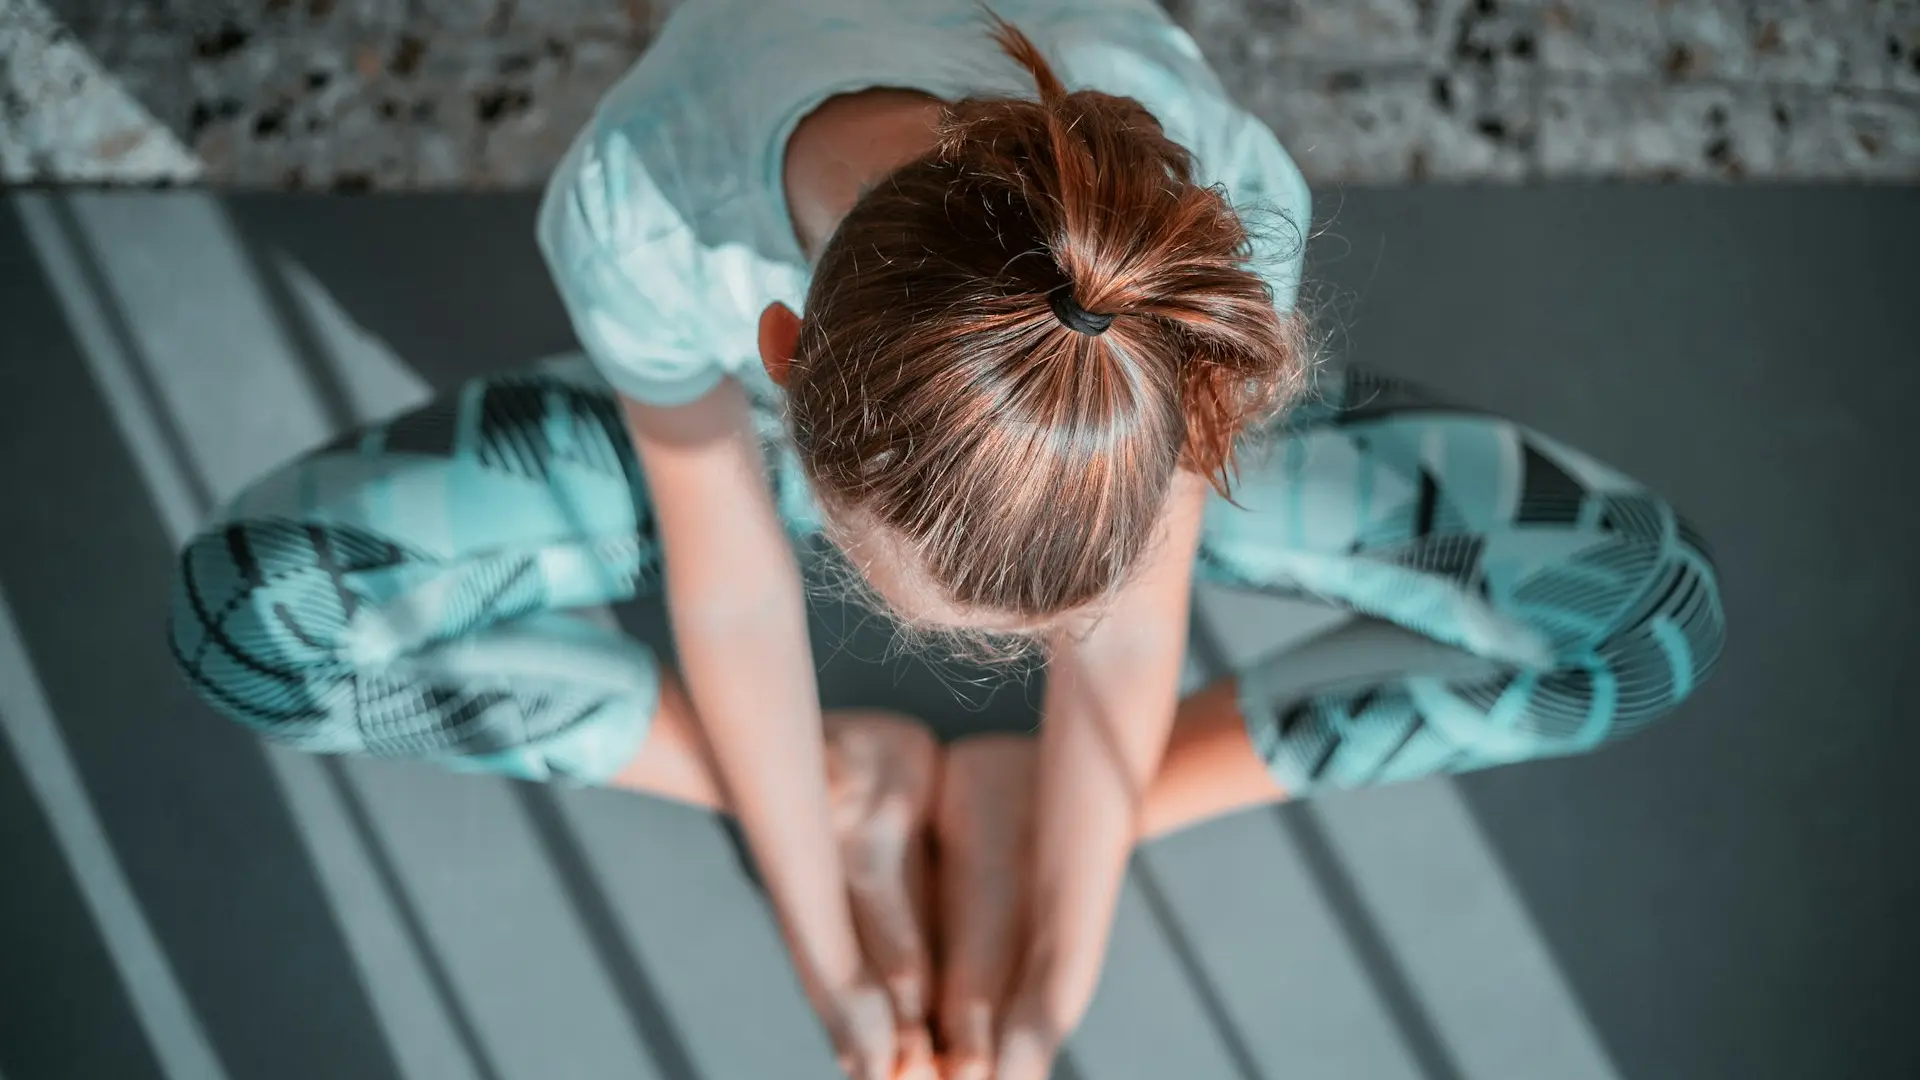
xmin=535 ymin=120 xmax=756 ymax=406
xmin=538 ymin=124 xmax=685 ymax=269
xmin=1042 ymin=9 xmax=1224 ymax=138
xmin=537 ymin=0 xmax=796 ymax=266
xmin=1040 ymin=10 xmax=1312 ymax=309
xmin=536 ymin=118 xmax=725 ymax=343
xmin=1035 ymin=10 xmax=1306 ymax=207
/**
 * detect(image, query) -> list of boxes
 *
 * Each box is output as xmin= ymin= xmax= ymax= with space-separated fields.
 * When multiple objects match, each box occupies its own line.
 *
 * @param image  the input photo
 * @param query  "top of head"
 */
xmin=787 ymin=17 xmax=1307 ymax=627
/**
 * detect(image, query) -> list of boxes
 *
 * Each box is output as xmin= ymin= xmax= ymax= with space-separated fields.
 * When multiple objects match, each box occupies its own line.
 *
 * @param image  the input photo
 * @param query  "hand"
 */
xmin=816 ymin=969 xmax=936 ymax=1080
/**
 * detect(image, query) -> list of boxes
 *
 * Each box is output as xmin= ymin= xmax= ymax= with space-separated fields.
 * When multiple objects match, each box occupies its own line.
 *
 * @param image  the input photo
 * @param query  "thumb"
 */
xmin=829 ymin=982 xmax=898 ymax=1080
xmin=836 ymin=1043 xmax=890 ymax=1080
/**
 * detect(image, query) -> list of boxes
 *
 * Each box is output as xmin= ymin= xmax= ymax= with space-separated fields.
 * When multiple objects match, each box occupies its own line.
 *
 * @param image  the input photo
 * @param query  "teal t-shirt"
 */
xmin=537 ymin=0 xmax=1311 ymax=408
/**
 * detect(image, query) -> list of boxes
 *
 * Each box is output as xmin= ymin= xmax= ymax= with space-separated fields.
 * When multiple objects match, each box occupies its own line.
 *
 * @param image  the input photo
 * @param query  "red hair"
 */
xmin=787 ymin=17 xmax=1309 ymax=619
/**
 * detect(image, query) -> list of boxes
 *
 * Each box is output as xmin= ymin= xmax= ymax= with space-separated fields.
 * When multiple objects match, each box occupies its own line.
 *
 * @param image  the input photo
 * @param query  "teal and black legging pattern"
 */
xmin=167 ymin=357 xmax=1724 ymax=795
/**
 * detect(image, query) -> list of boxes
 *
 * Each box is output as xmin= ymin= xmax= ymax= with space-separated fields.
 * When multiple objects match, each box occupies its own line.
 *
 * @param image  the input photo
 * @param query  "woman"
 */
xmin=168 ymin=3 xmax=1725 ymax=1077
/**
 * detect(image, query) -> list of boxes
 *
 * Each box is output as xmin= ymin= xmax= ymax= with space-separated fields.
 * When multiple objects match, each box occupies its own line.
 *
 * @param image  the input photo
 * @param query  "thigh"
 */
xmin=1197 ymin=367 xmax=1713 ymax=667
xmin=220 ymin=356 xmax=661 ymax=601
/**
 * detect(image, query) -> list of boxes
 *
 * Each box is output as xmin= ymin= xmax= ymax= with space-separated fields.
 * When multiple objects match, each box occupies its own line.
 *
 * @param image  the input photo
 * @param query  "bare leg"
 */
xmin=606 ymin=676 xmax=730 ymax=808
xmin=929 ymin=676 xmax=1283 ymax=1078
xmin=826 ymin=710 xmax=941 ymax=1079
xmin=614 ymin=672 xmax=1278 ymax=1078
xmin=606 ymin=679 xmax=942 ymax=1078
xmin=933 ymin=735 xmax=1038 ymax=1080
xmin=1139 ymin=677 xmax=1290 ymax=840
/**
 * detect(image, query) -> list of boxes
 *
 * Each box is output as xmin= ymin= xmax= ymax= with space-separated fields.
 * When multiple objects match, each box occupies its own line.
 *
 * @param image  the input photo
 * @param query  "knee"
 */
xmin=168 ymin=519 xmax=364 ymax=747
xmin=1601 ymin=519 xmax=1726 ymax=735
xmin=822 ymin=708 xmax=941 ymax=782
xmin=1506 ymin=569 xmax=1723 ymax=755
xmin=1508 ymin=490 xmax=1724 ymax=743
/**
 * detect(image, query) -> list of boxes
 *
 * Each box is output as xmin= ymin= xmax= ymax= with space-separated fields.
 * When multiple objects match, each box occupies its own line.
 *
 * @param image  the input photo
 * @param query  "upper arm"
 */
xmin=622 ymin=381 xmax=799 ymax=610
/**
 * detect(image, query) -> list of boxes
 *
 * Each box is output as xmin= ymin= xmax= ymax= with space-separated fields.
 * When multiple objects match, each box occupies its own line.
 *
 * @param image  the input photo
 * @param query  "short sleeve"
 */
xmin=536 ymin=129 xmax=729 ymax=407
xmin=1215 ymin=109 xmax=1313 ymax=316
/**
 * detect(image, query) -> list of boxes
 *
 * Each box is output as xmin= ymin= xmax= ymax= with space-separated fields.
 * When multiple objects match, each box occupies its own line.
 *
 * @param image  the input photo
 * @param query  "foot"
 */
xmin=933 ymin=735 xmax=1039 ymax=1080
xmin=823 ymin=710 xmax=940 ymax=1079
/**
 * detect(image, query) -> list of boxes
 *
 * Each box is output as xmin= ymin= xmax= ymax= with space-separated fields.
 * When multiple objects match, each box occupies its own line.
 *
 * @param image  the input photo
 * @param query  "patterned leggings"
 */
xmin=168 ymin=357 xmax=1724 ymax=795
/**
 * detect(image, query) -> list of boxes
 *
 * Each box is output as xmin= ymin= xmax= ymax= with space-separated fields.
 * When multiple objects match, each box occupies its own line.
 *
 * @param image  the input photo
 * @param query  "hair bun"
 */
xmin=1048 ymin=284 xmax=1115 ymax=335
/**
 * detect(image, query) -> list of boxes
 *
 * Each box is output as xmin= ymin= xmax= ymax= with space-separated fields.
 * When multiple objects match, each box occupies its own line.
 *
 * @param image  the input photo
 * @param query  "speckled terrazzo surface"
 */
xmin=3 ymin=0 xmax=1917 ymax=188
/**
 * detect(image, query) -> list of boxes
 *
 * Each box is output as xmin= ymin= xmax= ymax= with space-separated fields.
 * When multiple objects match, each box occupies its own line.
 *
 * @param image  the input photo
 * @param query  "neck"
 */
xmin=783 ymin=88 xmax=946 ymax=259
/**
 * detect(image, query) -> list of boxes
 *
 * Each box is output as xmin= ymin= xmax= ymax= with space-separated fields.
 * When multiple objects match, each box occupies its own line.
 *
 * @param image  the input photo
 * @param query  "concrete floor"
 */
xmin=1 ymin=186 xmax=1917 ymax=1080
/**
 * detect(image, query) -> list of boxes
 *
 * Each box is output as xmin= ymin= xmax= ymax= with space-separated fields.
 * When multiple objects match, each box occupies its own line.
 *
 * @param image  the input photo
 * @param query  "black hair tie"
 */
xmin=1048 ymin=284 xmax=1115 ymax=336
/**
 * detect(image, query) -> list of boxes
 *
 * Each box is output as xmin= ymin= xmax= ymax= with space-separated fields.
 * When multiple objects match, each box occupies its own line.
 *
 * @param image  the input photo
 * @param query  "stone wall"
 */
xmin=4 ymin=0 xmax=1917 ymax=187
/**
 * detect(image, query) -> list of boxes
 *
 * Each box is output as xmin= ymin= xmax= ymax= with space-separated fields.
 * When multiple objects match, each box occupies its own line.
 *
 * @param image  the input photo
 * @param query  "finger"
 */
xmin=833 ymin=1041 xmax=870 ymax=1080
xmin=858 ymin=1009 xmax=898 ymax=1080
xmin=841 ymin=1036 xmax=890 ymax=1080
xmin=831 ymin=985 xmax=897 ymax=1080
xmin=942 ymin=1049 xmax=992 ymax=1080
xmin=895 ymin=1024 xmax=939 ymax=1080
xmin=834 ymin=1047 xmax=881 ymax=1080
xmin=995 ymin=1027 xmax=1056 ymax=1080
xmin=835 ymin=1049 xmax=884 ymax=1080
xmin=939 ymin=994 xmax=995 ymax=1066
xmin=846 ymin=848 xmax=934 ymax=1026
xmin=848 ymin=896 xmax=931 ymax=1024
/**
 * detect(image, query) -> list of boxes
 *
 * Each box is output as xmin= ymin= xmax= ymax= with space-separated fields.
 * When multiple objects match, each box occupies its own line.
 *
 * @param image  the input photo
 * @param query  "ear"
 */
xmin=757 ymin=302 xmax=803 ymax=388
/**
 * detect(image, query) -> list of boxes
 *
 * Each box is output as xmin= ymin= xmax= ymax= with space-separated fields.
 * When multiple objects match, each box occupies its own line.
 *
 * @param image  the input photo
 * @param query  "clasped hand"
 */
xmin=813 ymin=724 xmax=1069 ymax=1080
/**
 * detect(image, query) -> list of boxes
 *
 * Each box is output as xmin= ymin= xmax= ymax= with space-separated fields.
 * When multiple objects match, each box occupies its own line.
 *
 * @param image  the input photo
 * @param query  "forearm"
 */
xmin=1021 ymin=475 xmax=1202 ymax=1020
xmin=1024 ymin=625 xmax=1185 ymax=1021
xmin=1024 ymin=685 xmax=1144 ymax=1017
xmin=622 ymin=385 xmax=866 ymax=994
xmin=670 ymin=561 xmax=866 ymax=993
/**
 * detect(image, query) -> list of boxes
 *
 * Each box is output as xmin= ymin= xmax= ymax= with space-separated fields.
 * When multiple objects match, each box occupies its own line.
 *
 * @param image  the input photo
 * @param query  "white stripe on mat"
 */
xmin=1312 ymin=780 xmax=1624 ymax=1080
xmin=0 ymin=584 xmax=230 ymax=1080
xmin=14 ymin=192 xmax=480 ymax=1080
xmin=1188 ymin=586 xmax=1623 ymax=1080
